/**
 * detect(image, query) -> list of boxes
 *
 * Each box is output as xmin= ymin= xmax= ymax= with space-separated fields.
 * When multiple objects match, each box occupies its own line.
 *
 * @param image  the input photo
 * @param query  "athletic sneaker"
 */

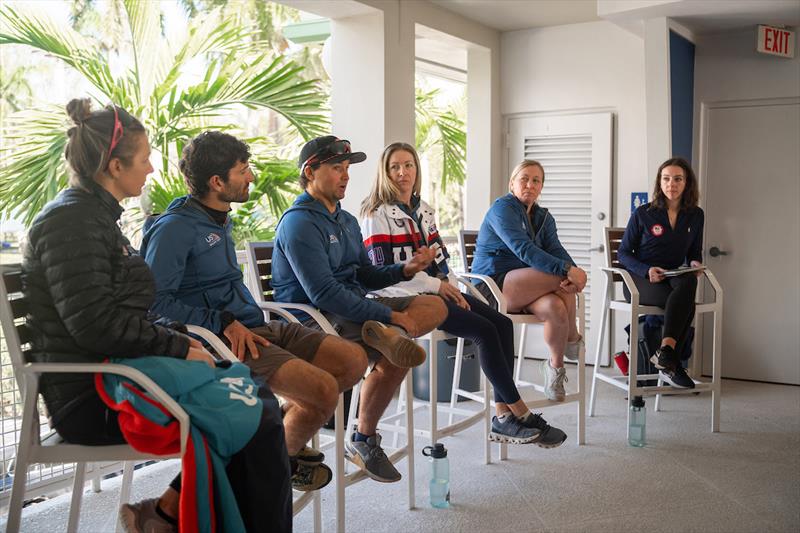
xmin=649 ymin=345 xmax=679 ymax=371
xmin=488 ymin=414 xmax=541 ymax=444
xmin=542 ymin=359 xmax=568 ymax=402
xmin=292 ymin=461 xmax=333 ymax=492
xmin=361 ymin=320 xmax=426 ymax=368
xmin=518 ymin=412 xmax=568 ymax=449
xmin=659 ymin=365 xmax=696 ymax=389
xmin=296 ymin=445 xmax=325 ymax=466
xmin=564 ymin=335 xmax=584 ymax=362
xmin=345 ymin=433 xmax=401 ymax=483
xmin=119 ymin=498 xmax=176 ymax=533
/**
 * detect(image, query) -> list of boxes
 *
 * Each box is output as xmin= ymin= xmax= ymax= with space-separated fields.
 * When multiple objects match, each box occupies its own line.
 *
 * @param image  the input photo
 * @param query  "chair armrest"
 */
xmin=700 ymin=268 xmax=723 ymax=301
xmin=451 ymin=273 xmax=490 ymax=305
xmin=453 ymin=271 xmax=508 ymax=313
xmin=186 ymin=325 xmax=237 ymax=363
xmin=22 ymin=362 xmax=190 ymax=456
xmin=257 ymin=301 xmax=338 ymax=335
xmin=599 ymin=266 xmax=642 ymax=301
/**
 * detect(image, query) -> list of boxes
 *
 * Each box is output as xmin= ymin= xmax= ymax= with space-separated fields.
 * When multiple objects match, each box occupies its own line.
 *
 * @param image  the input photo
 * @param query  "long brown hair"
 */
xmin=360 ymin=142 xmax=422 ymax=218
xmin=64 ymin=98 xmax=145 ymax=190
xmin=650 ymin=157 xmax=699 ymax=210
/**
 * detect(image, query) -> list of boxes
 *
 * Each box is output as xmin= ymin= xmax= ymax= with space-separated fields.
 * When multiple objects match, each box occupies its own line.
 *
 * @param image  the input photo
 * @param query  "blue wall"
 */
xmin=669 ymin=31 xmax=695 ymax=162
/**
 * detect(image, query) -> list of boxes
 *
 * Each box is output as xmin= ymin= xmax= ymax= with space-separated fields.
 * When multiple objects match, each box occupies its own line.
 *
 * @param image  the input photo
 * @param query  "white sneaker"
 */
xmin=541 ymin=360 xmax=568 ymax=402
xmin=564 ymin=335 xmax=584 ymax=362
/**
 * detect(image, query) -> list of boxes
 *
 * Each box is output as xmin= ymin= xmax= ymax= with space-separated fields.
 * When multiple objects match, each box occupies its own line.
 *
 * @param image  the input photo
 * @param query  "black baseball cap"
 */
xmin=298 ymin=136 xmax=367 ymax=170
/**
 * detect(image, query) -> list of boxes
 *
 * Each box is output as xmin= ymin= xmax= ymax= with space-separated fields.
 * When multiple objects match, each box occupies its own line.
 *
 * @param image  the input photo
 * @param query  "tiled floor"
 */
xmin=3 ymin=367 xmax=799 ymax=532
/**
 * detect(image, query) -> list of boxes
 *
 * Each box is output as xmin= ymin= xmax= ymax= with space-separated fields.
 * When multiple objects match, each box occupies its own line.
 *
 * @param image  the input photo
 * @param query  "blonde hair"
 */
xmin=508 ymin=159 xmax=545 ymax=192
xmin=360 ymin=142 xmax=422 ymax=218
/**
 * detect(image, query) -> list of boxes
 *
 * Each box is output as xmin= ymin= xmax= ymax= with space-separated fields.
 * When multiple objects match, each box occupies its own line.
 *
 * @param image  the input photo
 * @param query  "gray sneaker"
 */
xmin=119 ymin=498 xmax=176 ymax=533
xmin=488 ymin=414 xmax=541 ymax=444
xmin=564 ymin=335 xmax=584 ymax=362
xmin=542 ymin=359 xmax=568 ymax=402
xmin=519 ymin=412 xmax=568 ymax=449
xmin=345 ymin=433 xmax=401 ymax=483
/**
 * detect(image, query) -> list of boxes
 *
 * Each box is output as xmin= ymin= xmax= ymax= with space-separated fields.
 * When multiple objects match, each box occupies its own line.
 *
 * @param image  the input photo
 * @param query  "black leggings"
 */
xmin=624 ymin=273 xmax=697 ymax=351
xmin=439 ymin=292 xmax=521 ymax=405
xmin=53 ymin=384 xmax=293 ymax=532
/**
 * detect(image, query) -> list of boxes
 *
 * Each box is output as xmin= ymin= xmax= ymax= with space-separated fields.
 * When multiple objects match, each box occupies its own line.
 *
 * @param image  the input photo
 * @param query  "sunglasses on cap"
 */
xmin=301 ymin=139 xmax=352 ymax=171
xmin=107 ymin=105 xmax=124 ymax=162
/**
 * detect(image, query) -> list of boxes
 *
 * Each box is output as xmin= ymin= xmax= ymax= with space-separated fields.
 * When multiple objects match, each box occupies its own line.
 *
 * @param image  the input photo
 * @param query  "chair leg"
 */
xmin=578 ymin=343 xmax=586 ymax=445
xmin=449 ymin=337 xmax=465 ymax=426
xmin=514 ymin=324 xmax=527 ymax=383
xmin=627 ymin=309 xmax=640 ymax=443
xmin=335 ymin=395 xmax=346 ymax=533
xmin=589 ymin=281 xmax=611 ymax=417
xmin=405 ymin=371 xmax=415 ymax=510
xmin=655 ymin=376 xmax=664 ymax=412
xmin=392 ymin=380 xmax=406 ymax=449
xmin=712 ymin=308 xmax=723 ymax=433
xmin=6 ymin=441 xmax=32 ymax=533
xmin=483 ymin=373 xmax=491 ymax=465
xmin=67 ymin=462 xmax=87 ymax=533
xmin=113 ymin=461 xmax=136 ymax=533
xmin=429 ymin=338 xmax=438 ymax=446
xmin=311 ymin=433 xmax=322 ymax=533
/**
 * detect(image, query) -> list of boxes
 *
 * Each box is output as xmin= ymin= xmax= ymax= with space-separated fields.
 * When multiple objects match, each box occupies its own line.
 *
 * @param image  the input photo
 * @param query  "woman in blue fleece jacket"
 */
xmin=472 ymin=160 xmax=586 ymax=402
xmin=617 ymin=157 xmax=704 ymax=389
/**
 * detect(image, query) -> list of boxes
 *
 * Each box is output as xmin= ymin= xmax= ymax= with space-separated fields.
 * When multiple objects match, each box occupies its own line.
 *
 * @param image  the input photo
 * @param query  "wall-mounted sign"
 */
xmin=631 ymin=192 xmax=648 ymax=214
xmin=757 ymin=25 xmax=795 ymax=58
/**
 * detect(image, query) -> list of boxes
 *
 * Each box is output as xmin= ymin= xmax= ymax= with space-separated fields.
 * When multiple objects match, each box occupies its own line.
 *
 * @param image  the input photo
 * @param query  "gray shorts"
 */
xmin=304 ymin=296 xmax=415 ymax=362
xmin=223 ymin=321 xmax=329 ymax=381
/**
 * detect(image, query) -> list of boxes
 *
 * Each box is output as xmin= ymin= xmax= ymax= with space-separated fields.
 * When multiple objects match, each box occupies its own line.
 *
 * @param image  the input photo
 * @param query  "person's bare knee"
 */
xmin=313 ymin=336 xmax=368 ymax=390
xmin=405 ymin=294 xmax=447 ymax=332
xmin=269 ymin=360 xmax=338 ymax=418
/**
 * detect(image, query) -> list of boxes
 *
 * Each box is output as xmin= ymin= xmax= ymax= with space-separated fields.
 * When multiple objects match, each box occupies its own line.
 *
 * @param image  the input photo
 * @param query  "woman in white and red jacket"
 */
xmin=359 ymin=142 xmax=567 ymax=449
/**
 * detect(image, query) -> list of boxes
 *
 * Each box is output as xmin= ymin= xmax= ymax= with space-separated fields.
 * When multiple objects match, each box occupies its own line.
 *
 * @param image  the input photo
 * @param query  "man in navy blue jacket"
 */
xmin=141 ymin=131 xmax=368 ymax=493
xmin=272 ymin=136 xmax=447 ymax=483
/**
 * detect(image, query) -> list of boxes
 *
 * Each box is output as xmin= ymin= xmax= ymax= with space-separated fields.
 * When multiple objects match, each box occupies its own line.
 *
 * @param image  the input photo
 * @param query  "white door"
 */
xmin=508 ymin=112 xmax=613 ymax=364
xmin=700 ymin=99 xmax=800 ymax=384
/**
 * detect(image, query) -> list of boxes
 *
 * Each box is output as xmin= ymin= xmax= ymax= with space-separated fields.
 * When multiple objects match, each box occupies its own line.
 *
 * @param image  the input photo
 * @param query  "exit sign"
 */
xmin=757 ymin=25 xmax=795 ymax=58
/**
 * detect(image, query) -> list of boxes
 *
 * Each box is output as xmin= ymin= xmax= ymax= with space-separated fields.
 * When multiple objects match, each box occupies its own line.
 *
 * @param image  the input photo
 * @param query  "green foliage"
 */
xmin=415 ymin=87 xmax=467 ymax=191
xmin=0 ymin=1 xmax=328 ymax=237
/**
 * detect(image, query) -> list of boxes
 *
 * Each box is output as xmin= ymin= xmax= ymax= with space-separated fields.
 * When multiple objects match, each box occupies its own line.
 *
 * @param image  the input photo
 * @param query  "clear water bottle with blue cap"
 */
xmin=422 ymin=443 xmax=450 ymax=508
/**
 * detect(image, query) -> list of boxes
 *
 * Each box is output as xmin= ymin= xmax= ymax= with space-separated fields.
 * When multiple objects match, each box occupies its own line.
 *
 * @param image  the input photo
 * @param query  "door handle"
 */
xmin=709 ymin=246 xmax=728 ymax=257
xmin=589 ymin=244 xmax=605 ymax=253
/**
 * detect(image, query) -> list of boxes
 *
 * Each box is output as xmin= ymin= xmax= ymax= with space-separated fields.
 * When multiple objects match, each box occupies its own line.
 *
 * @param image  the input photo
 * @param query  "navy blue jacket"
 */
xmin=140 ymin=196 xmax=264 ymax=333
xmin=617 ymin=204 xmax=704 ymax=279
xmin=272 ymin=191 xmax=408 ymax=323
xmin=472 ymin=193 xmax=574 ymax=277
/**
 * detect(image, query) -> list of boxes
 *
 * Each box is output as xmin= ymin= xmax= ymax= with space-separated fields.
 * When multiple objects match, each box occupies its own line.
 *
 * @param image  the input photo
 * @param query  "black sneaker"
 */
xmin=489 ymin=414 xmax=541 ymax=444
xmin=518 ymin=412 xmax=568 ymax=449
xmin=660 ymin=365 xmax=695 ymax=389
xmin=649 ymin=345 xmax=679 ymax=370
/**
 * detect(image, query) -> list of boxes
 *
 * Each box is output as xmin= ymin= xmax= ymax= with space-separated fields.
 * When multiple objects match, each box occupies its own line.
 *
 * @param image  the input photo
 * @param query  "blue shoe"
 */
xmin=488 ymin=414 xmax=541 ymax=444
xmin=518 ymin=412 xmax=568 ymax=449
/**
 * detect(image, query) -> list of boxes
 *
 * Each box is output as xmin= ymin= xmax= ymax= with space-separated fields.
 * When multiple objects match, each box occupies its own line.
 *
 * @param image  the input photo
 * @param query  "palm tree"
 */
xmin=0 ymin=0 xmax=327 ymax=235
xmin=415 ymin=86 xmax=467 ymax=191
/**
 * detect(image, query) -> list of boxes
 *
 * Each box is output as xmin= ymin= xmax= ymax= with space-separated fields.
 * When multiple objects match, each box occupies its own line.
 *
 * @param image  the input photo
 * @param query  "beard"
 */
xmin=220 ymin=183 xmax=250 ymax=203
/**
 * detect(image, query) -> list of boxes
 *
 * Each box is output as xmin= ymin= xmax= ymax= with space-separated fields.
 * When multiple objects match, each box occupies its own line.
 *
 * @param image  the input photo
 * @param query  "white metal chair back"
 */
xmin=588 ymin=227 xmax=724 ymax=440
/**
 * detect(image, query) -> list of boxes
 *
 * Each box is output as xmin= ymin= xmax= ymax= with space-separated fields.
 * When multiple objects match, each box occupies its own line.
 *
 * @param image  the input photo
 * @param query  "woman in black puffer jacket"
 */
xmin=22 ymin=99 xmax=292 ymax=532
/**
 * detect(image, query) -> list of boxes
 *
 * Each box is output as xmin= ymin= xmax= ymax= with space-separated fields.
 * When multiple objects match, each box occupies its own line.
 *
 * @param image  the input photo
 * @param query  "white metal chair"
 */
xmin=0 ymin=264 xmax=232 ymax=533
xmin=246 ymin=241 xmax=415 ymax=533
xmin=588 ymin=227 xmax=723 ymax=439
xmin=458 ymin=230 xmax=587 ymax=458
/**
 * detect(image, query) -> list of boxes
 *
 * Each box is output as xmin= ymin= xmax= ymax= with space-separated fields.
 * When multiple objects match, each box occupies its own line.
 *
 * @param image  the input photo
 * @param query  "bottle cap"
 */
xmin=422 ymin=443 xmax=447 ymax=458
xmin=632 ymin=396 xmax=645 ymax=408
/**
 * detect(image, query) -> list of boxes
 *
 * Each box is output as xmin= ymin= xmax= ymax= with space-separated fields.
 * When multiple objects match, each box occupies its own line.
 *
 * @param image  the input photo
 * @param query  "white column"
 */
xmin=644 ymin=17 xmax=672 ymax=173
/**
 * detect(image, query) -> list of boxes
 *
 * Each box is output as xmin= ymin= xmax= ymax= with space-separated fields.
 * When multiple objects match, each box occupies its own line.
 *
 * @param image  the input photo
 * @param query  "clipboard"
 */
xmin=663 ymin=265 xmax=705 ymax=277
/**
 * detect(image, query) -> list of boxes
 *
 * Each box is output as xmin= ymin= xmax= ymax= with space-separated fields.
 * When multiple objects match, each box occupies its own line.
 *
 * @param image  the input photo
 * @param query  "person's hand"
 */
xmin=186 ymin=345 xmax=216 ymax=368
xmin=559 ymin=279 xmax=580 ymax=293
xmin=402 ymin=246 xmax=436 ymax=277
xmin=690 ymin=260 xmax=704 ymax=278
xmin=648 ymin=266 xmax=666 ymax=283
xmin=188 ymin=337 xmax=203 ymax=350
xmin=223 ymin=320 xmax=270 ymax=362
xmin=390 ymin=311 xmax=421 ymax=337
xmin=438 ymin=281 xmax=470 ymax=310
xmin=567 ymin=266 xmax=587 ymax=291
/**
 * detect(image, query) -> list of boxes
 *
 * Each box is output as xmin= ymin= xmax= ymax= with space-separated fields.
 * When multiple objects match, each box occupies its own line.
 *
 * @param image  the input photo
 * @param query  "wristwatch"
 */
xmin=219 ymin=310 xmax=236 ymax=333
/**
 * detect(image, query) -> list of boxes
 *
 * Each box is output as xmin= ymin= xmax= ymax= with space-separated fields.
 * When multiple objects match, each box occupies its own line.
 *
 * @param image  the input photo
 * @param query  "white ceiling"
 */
xmin=428 ymin=0 xmax=600 ymax=32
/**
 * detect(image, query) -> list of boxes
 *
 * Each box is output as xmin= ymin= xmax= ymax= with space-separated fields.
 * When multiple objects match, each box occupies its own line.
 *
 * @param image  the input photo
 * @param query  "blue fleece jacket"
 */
xmin=140 ymin=196 xmax=264 ymax=333
xmin=472 ymin=193 xmax=574 ymax=278
xmin=618 ymin=204 xmax=704 ymax=279
xmin=272 ymin=191 xmax=407 ymax=323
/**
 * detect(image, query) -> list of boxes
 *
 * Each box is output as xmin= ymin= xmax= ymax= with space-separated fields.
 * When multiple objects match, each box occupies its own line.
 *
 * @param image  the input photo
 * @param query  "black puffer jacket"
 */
xmin=22 ymin=184 xmax=189 ymax=426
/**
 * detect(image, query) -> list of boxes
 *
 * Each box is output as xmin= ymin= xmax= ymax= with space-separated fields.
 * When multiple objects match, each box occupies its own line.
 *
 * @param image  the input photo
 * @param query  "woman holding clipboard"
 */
xmin=618 ymin=157 xmax=704 ymax=389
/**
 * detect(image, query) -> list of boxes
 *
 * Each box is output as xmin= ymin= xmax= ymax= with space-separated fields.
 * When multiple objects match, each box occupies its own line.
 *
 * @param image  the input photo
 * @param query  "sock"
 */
xmin=354 ymin=431 xmax=372 ymax=442
xmin=155 ymin=501 xmax=178 ymax=526
xmin=496 ymin=411 xmax=512 ymax=421
xmin=517 ymin=411 xmax=534 ymax=424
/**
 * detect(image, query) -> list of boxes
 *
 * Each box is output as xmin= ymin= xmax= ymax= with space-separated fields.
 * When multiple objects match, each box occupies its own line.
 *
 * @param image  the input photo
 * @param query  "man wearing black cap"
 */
xmin=272 ymin=136 xmax=448 ymax=483
xmin=142 ymin=131 xmax=370 ymax=494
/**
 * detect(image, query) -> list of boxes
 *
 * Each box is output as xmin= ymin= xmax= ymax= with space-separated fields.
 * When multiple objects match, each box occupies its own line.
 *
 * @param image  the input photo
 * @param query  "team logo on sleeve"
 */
xmin=650 ymin=224 xmax=664 ymax=237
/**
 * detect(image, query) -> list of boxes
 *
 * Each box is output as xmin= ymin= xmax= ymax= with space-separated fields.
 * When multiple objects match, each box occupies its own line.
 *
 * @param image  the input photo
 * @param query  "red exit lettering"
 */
xmin=757 ymin=25 xmax=795 ymax=58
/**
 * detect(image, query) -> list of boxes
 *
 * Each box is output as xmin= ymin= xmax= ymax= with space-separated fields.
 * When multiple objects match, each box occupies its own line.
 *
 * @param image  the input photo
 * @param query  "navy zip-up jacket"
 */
xmin=140 ymin=195 xmax=264 ymax=332
xmin=272 ymin=191 xmax=408 ymax=323
xmin=472 ymin=193 xmax=575 ymax=278
xmin=617 ymin=203 xmax=704 ymax=279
